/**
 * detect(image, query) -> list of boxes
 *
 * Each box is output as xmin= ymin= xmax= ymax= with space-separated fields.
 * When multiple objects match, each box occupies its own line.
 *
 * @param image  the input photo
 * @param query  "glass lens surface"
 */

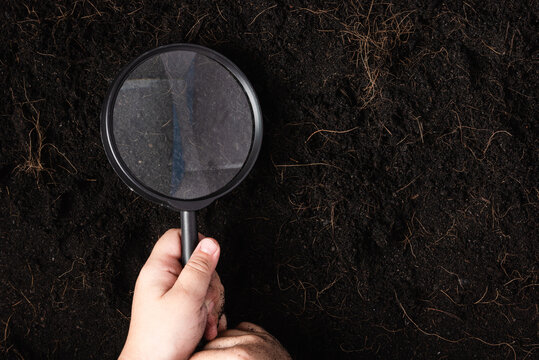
xmin=112 ymin=50 xmax=254 ymax=200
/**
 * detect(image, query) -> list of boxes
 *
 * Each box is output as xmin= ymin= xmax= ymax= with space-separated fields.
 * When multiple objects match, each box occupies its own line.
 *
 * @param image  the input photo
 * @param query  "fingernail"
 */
xmin=199 ymin=238 xmax=218 ymax=255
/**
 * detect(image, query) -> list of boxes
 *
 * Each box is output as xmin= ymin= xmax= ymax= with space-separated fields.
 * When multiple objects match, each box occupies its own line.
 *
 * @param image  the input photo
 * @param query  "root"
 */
xmin=248 ymin=4 xmax=277 ymax=26
xmin=341 ymin=1 xmax=414 ymax=108
xmin=305 ymin=126 xmax=359 ymax=143
xmin=14 ymin=80 xmax=77 ymax=184
xmin=396 ymin=292 xmax=518 ymax=359
xmin=1 ymin=313 xmax=14 ymax=351
xmin=447 ymin=109 xmax=512 ymax=161
xmin=14 ymin=80 xmax=49 ymax=183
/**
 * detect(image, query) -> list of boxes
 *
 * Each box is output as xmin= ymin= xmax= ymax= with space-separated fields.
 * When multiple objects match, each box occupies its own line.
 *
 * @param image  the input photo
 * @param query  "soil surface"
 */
xmin=1 ymin=1 xmax=537 ymax=359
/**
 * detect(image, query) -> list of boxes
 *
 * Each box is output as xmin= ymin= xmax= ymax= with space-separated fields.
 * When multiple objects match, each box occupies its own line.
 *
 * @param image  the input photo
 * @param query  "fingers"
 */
xmin=203 ymin=318 xmax=217 ymax=341
xmin=136 ymin=230 xmax=213 ymax=298
xmin=145 ymin=229 xmax=205 ymax=266
xmin=236 ymin=322 xmax=269 ymax=334
xmin=194 ymin=322 xmax=291 ymax=360
xmin=136 ymin=229 xmax=183 ymax=296
xmin=214 ymin=328 xmax=248 ymax=338
xmin=203 ymin=313 xmax=228 ymax=341
xmin=146 ymin=228 xmax=183 ymax=267
xmin=207 ymin=272 xmax=225 ymax=314
xmin=203 ymin=334 xmax=261 ymax=350
xmin=201 ymin=271 xmax=224 ymax=342
xmin=190 ymin=349 xmax=243 ymax=360
xmin=214 ymin=323 xmax=268 ymax=339
xmin=173 ymin=238 xmax=220 ymax=302
xmin=218 ymin=314 xmax=227 ymax=333
xmin=203 ymin=272 xmax=225 ymax=340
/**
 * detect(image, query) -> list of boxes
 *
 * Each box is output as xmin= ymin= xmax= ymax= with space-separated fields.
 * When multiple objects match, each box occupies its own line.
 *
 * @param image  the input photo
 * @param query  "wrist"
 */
xmin=119 ymin=342 xmax=191 ymax=360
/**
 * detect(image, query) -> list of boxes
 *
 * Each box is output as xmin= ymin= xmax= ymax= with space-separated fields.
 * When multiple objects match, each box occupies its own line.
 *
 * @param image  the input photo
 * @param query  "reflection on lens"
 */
xmin=112 ymin=51 xmax=254 ymax=200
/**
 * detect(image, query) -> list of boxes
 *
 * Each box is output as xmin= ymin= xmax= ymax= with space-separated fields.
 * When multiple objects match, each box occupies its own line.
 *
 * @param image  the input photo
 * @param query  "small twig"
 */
xmin=116 ymin=308 xmax=130 ymax=320
xmin=463 ymin=332 xmax=516 ymax=360
xmin=3 ymin=313 xmax=14 ymax=345
xmin=216 ymin=4 xmax=227 ymax=22
xmin=426 ymin=307 xmax=463 ymax=322
xmin=394 ymin=173 xmax=422 ymax=195
xmin=186 ymin=13 xmax=209 ymax=39
xmin=440 ymin=266 xmax=465 ymax=289
xmin=440 ymin=289 xmax=462 ymax=306
xmin=482 ymin=130 xmax=512 ymax=156
xmin=395 ymin=292 xmax=461 ymax=343
xmin=413 ymin=115 xmax=424 ymax=143
xmin=305 ymin=127 xmax=359 ymax=143
xmin=249 ymin=4 xmax=277 ymax=26
xmin=474 ymin=286 xmax=489 ymax=304
xmin=85 ymin=0 xmax=103 ymax=16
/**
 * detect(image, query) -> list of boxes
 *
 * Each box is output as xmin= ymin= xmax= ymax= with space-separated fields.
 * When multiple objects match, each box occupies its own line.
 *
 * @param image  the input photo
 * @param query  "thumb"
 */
xmin=174 ymin=237 xmax=220 ymax=302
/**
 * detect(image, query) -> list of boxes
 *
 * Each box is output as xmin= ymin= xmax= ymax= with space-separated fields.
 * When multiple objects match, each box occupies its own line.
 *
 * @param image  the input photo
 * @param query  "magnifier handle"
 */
xmin=180 ymin=210 xmax=197 ymax=265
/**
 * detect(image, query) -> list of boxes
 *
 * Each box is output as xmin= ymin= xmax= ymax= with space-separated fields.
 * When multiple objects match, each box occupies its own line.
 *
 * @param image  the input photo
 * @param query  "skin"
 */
xmin=190 ymin=322 xmax=292 ymax=360
xmin=119 ymin=229 xmax=226 ymax=360
xmin=119 ymin=228 xmax=291 ymax=360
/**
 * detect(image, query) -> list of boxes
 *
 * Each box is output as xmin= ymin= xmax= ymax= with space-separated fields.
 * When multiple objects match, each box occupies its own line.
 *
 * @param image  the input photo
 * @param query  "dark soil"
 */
xmin=1 ymin=1 xmax=537 ymax=359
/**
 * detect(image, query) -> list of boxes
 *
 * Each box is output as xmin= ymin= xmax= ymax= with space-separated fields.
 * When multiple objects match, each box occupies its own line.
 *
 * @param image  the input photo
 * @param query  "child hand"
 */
xmin=119 ymin=229 xmax=226 ymax=360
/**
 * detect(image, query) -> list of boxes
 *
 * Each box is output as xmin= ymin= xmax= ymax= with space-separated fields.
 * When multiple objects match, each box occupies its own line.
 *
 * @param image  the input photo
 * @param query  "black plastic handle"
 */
xmin=180 ymin=210 xmax=197 ymax=265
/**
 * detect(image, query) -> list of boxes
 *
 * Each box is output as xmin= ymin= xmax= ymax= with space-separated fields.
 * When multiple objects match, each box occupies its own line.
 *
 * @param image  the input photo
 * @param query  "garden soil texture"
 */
xmin=1 ymin=1 xmax=537 ymax=359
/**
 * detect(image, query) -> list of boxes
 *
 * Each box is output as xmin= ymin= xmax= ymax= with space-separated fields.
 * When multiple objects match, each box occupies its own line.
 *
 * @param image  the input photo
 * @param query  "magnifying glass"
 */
xmin=101 ymin=44 xmax=262 ymax=265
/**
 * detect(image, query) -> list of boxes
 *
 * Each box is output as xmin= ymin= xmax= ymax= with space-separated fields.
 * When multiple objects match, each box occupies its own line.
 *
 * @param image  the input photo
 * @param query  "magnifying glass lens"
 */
xmin=103 ymin=44 xmax=262 ymax=264
xmin=112 ymin=50 xmax=254 ymax=200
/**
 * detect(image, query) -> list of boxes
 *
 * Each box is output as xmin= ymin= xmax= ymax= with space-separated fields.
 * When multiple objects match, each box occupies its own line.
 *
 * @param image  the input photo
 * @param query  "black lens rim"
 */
xmin=101 ymin=43 xmax=263 ymax=211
